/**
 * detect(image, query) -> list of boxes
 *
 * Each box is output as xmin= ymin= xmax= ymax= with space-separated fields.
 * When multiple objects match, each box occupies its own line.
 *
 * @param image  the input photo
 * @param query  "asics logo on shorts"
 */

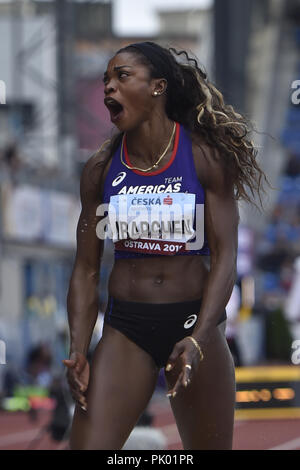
xmin=184 ymin=314 xmax=198 ymax=329
xmin=112 ymin=172 xmax=127 ymax=186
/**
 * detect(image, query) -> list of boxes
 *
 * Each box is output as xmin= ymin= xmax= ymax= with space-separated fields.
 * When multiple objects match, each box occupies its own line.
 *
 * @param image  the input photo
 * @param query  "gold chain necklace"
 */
xmin=120 ymin=122 xmax=176 ymax=172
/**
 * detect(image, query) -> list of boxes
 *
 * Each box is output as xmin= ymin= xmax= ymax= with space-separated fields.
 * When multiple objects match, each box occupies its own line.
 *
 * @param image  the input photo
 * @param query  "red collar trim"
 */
xmin=123 ymin=122 xmax=180 ymax=176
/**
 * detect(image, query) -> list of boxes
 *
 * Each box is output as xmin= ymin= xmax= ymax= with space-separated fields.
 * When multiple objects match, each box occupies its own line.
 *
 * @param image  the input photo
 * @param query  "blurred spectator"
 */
xmin=3 ymin=144 xmax=22 ymax=171
xmin=0 ymin=143 xmax=61 ymax=183
xmin=255 ymin=148 xmax=300 ymax=361
xmin=48 ymin=373 xmax=72 ymax=443
xmin=284 ymin=256 xmax=300 ymax=340
xmin=0 ymin=143 xmax=24 ymax=185
xmin=280 ymin=257 xmax=295 ymax=292
xmin=285 ymin=152 xmax=300 ymax=177
xmin=257 ymin=246 xmax=289 ymax=272
xmin=254 ymin=290 xmax=293 ymax=363
xmin=25 ymin=343 xmax=53 ymax=388
xmin=0 ymin=144 xmax=23 ymax=182
xmin=1 ymin=344 xmax=53 ymax=398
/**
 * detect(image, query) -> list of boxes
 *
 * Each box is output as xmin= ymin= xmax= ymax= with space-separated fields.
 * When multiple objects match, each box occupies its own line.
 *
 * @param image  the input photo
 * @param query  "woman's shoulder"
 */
xmin=80 ymin=141 xmax=112 ymax=201
xmin=85 ymin=140 xmax=111 ymax=174
xmin=190 ymin=132 xmax=225 ymax=190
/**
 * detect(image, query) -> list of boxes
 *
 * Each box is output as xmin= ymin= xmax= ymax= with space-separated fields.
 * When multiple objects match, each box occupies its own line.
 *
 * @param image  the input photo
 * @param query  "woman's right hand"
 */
xmin=63 ymin=352 xmax=89 ymax=411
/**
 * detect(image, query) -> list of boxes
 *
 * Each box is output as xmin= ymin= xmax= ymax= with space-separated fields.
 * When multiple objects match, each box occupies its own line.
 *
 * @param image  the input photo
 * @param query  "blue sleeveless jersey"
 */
xmin=102 ymin=122 xmax=210 ymax=259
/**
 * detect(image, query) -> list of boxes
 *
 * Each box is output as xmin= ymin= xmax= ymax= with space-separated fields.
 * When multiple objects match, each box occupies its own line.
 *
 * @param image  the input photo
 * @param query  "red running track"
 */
xmin=0 ymin=396 xmax=300 ymax=450
xmin=149 ymin=395 xmax=300 ymax=450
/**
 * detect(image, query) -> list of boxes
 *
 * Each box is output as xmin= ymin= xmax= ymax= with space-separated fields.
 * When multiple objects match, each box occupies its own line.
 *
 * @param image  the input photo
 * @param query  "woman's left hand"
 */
xmin=164 ymin=336 xmax=204 ymax=398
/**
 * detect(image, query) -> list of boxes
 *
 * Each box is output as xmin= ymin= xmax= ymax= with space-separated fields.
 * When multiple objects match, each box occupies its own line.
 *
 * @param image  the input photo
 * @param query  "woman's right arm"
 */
xmin=63 ymin=149 xmax=109 ymax=409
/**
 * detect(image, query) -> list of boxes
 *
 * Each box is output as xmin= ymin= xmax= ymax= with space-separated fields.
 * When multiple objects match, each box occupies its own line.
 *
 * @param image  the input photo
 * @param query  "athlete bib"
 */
xmin=102 ymin=122 xmax=210 ymax=258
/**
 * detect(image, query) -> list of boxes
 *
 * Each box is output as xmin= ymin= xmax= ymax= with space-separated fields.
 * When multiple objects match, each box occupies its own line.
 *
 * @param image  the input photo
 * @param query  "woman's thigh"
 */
xmin=70 ymin=323 xmax=159 ymax=450
xmin=165 ymin=322 xmax=236 ymax=450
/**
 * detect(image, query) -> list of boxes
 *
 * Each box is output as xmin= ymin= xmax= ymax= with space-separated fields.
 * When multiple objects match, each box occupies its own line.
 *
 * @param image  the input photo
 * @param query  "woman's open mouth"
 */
xmin=104 ymin=97 xmax=124 ymax=123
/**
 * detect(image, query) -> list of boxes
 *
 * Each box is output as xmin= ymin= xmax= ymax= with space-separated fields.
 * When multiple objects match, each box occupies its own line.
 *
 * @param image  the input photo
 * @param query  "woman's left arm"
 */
xmin=191 ymin=144 xmax=239 ymax=348
xmin=165 ymin=143 xmax=239 ymax=396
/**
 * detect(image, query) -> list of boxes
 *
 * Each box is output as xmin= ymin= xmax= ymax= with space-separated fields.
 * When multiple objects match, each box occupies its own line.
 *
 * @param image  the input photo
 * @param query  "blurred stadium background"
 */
xmin=0 ymin=0 xmax=300 ymax=450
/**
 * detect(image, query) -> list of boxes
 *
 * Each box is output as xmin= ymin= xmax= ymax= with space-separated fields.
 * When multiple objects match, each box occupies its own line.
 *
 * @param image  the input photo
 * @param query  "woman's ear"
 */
xmin=152 ymin=78 xmax=168 ymax=97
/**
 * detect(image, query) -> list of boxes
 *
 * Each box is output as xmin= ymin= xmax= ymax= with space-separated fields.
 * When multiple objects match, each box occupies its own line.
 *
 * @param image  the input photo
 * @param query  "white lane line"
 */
xmin=269 ymin=436 xmax=300 ymax=450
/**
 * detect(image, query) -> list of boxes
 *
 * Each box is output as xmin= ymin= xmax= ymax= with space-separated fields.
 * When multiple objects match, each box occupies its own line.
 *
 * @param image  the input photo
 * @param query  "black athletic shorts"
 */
xmin=103 ymin=296 xmax=227 ymax=369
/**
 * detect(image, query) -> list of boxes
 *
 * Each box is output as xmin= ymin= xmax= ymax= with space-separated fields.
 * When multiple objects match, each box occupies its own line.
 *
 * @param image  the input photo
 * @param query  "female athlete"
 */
xmin=63 ymin=42 xmax=266 ymax=450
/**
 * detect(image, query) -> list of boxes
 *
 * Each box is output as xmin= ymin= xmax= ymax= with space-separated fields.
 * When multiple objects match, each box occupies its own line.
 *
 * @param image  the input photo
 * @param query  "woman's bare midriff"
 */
xmin=108 ymin=255 xmax=210 ymax=303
